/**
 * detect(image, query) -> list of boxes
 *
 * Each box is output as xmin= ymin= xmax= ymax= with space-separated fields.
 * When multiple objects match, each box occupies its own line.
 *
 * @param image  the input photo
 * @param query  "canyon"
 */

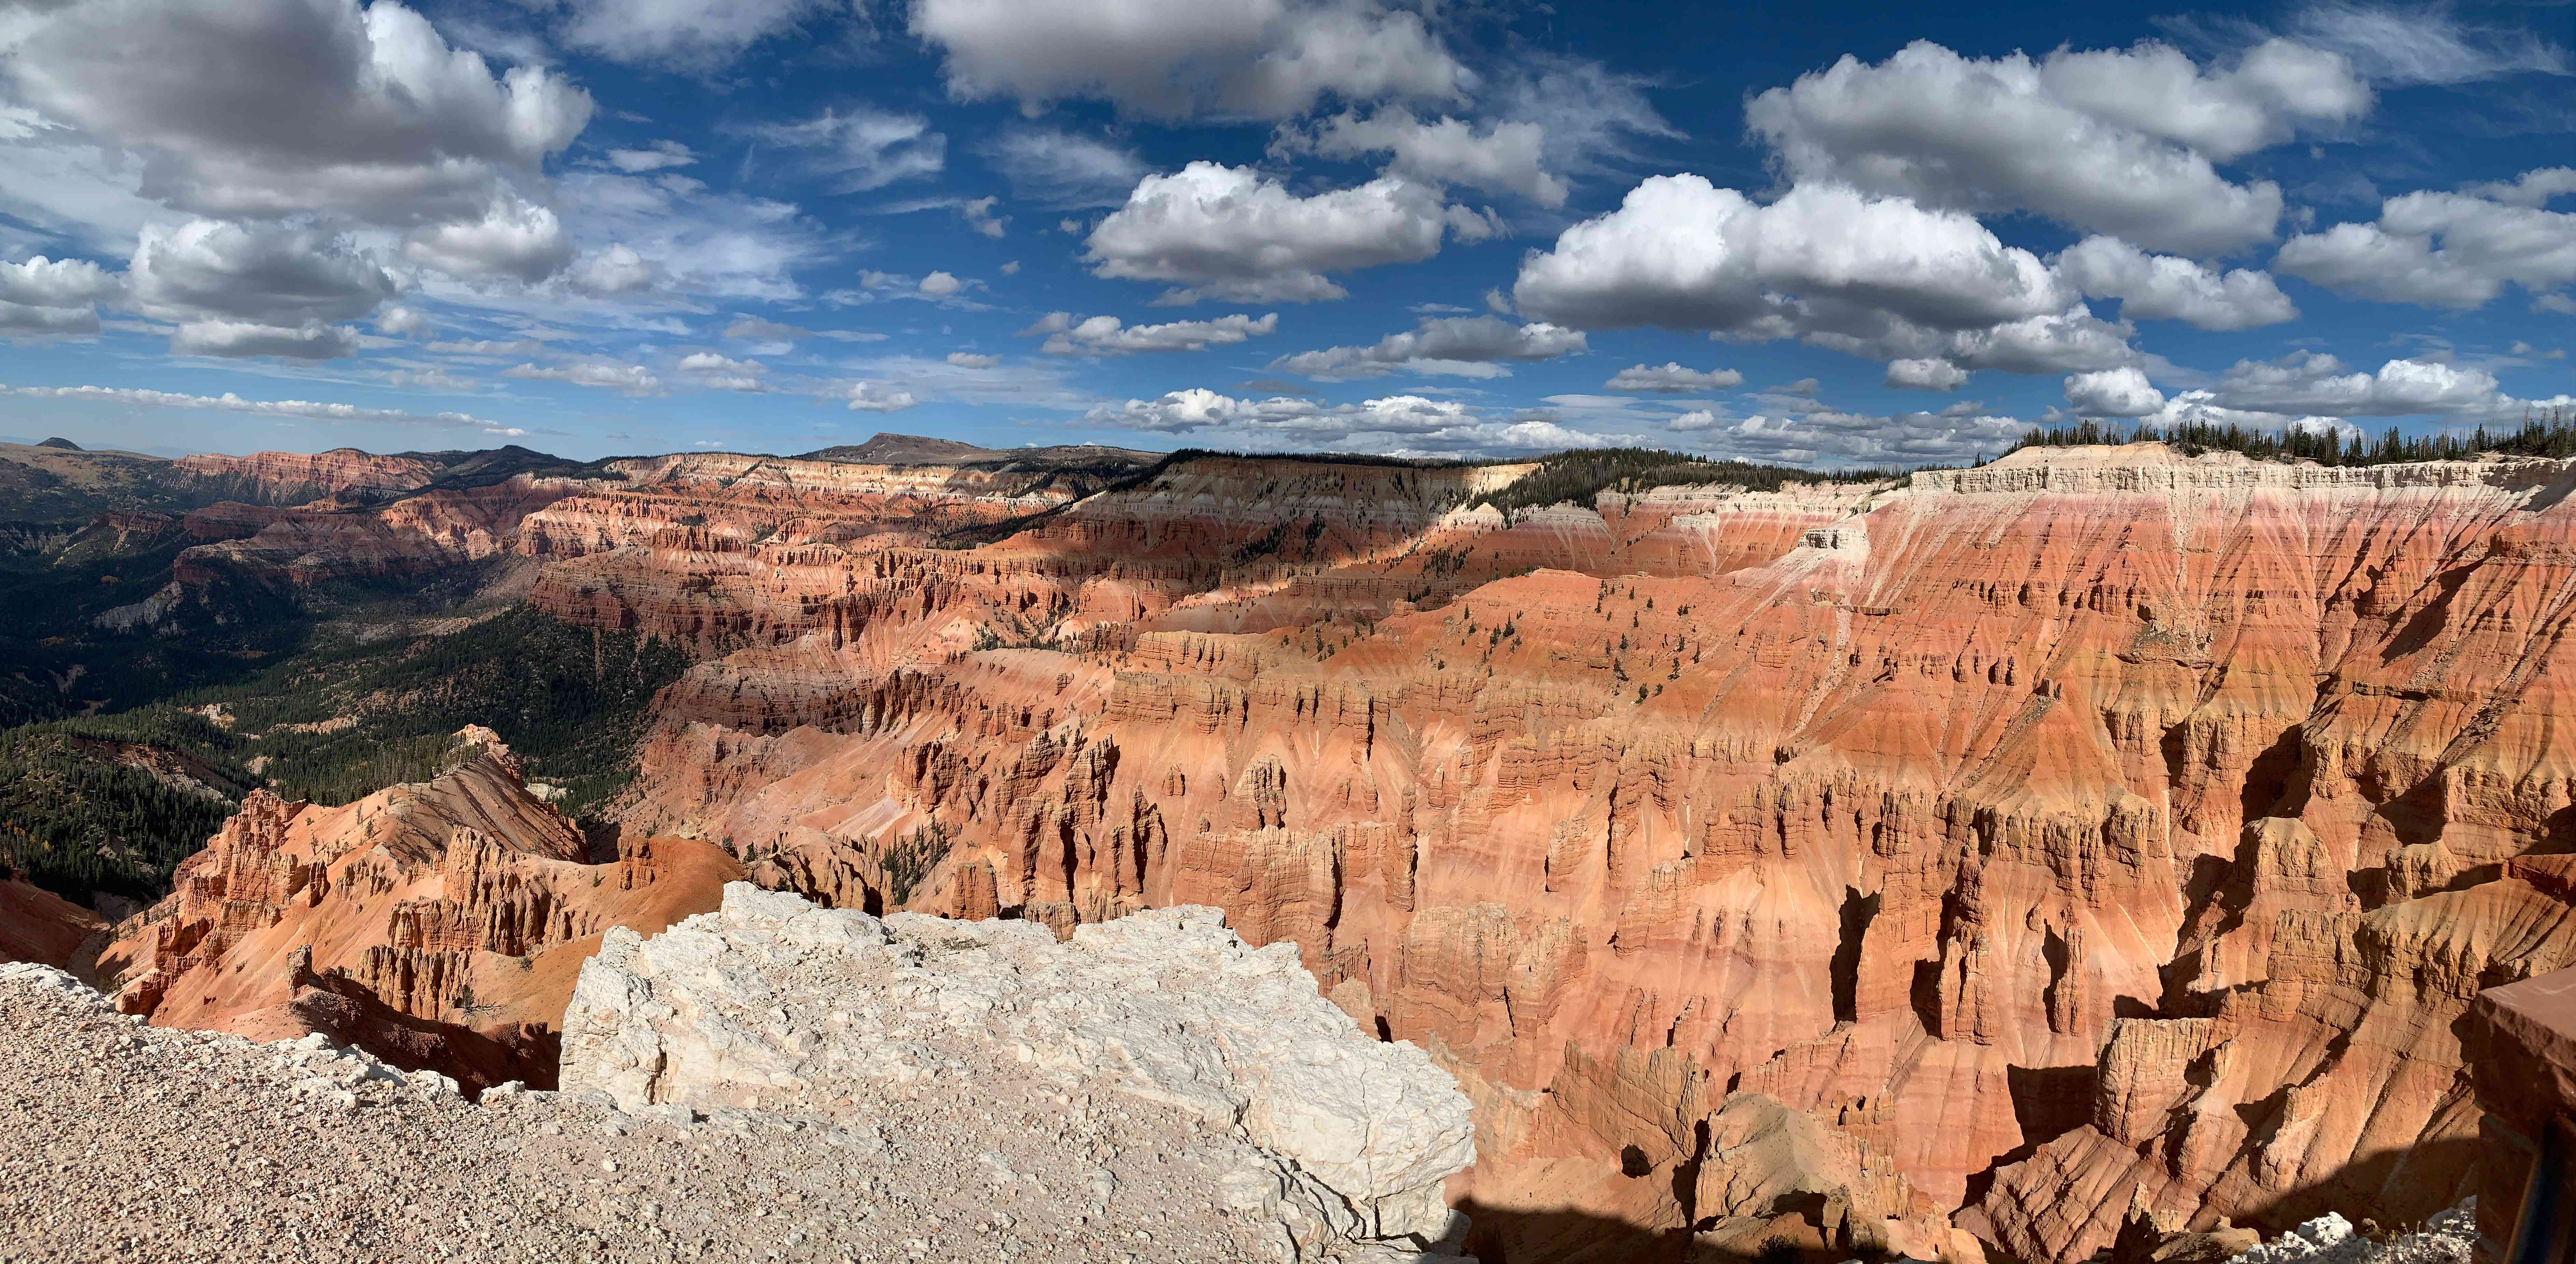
xmin=7 ymin=435 xmax=2574 ymax=1263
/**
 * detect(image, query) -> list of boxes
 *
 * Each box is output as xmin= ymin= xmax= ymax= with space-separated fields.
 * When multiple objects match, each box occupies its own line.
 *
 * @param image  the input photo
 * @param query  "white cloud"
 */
xmin=125 ymin=220 xmax=399 ymax=352
xmin=1603 ymin=362 xmax=1742 ymax=393
xmin=910 ymin=0 xmax=1469 ymax=121
xmin=1273 ymin=108 xmax=1566 ymax=206
xmin=750 ymin=108 xmax=946 ymax=193
xmin=2058 ymin=235 xmax=2297 ymax=329
xmin=1021 ymin=310 xmax=1278 ymax=355
xmin=375 ymin=305 xmax=427 ymax=337
xmin=605 ymin=140 xmax=697 ymax=174
xmin=1086 ymin=387 xmax=1473 ymax=440
xmin=946 ymin=351 xmax=999 ymax=369
xmin=2064 ymin=366 xmax=2166 ymax=417
xmin=1085 ymin=161 xmax=1482 ymax=304
xmin=1514 ymin=176 xmax=2073 ymax=336
xmin=568 ymin=243 xmax=657 ymax=296
xmin=5 ymin=0 xmax=590 ymax=229
xmin=919 ymin=271 xmax=962 ymax=297
xmin=549 ymin=169 xmax=829 ymax=303
xmin=1745 ymin=39 xmax=2367 ymax=255
xmin=503 ymin=359 xmax=662 ymax=394
xmin=1885 ymin=358 xmax=1969 ymax=391
xmin=1668 ymin=409 xmax=1718 ymax=432
xmin=558 ymin=0 xmax=835 ymax=70
xmin=0 ymin=381 xmax=529 ymax=434
xmin=999 ymin=260 xmax=1021 ymax=275
xmin=2200 ymin=351 xmax=2508 ymax=417
xmin=958 ymin=195 xmax=1007 ymax=238
xmin=2275 ymin=179 xmax=2576 ymax=308
xmin=679 ymin=351 xmax=761 ymax=374
xmin=981 ymin=126 xmax=1147 ymax=208
xmin=401 ymin=195 xmax=573 ymax=283
xmin=844 ymin=380 xmax=918 ymax=412
xmin=2465 ymin=169 xmax=2576 ymax=209
xmin=2273 ymin=1 xmax=2571 ymax=86
xmin=1267 ymin=315 xmax=1585 ymax=379
xmin=0 ymin=254 xmax=115 ymax=336
xmin=171 ymin=319 xmax=361 ymax=360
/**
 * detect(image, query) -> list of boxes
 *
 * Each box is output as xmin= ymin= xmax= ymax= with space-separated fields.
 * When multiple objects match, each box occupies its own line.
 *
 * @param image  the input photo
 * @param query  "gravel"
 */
xmin=0 ymin=962 xmax=1298 ymax=1264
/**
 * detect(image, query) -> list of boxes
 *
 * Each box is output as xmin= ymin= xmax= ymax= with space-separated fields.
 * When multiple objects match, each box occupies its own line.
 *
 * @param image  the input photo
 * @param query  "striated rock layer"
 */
xmin=95 ymin=728 xmax=738 ymax=1091
xmin=29 ymin=436 xmax=2576 ymax=1262
xmin=560 ymin=882 xmax=1478 ymax=1260
xmin=563 ymin=442 xmax=2576 ymax=1263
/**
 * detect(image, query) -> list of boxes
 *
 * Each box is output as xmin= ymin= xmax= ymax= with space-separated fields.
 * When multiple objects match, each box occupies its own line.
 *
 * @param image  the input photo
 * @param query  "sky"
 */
xmin=0 ymin=0 xmax=2571 ymax=466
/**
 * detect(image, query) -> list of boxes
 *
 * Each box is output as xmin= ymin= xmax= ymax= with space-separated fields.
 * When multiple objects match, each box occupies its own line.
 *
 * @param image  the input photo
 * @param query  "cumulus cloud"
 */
xmin=2064 ymin=366 xmax=2166 ymax=417
xmin=568 ymin=243 xmax=657 ymax=295
xmin=918 ymin=271 xmax=962 ymax=297
xmin=1885 ymin=358 xmax=1969 ymax=391
xmin=679 ymin=351 xmax=762 ymax=375
xmin=2274 ymin=176 xmax=2576 ymax=308
xmin=2057 ymin=235 xmax=2297 ymax=329
xmin=1021 ymin=310 xmax=1278 ymax=355
xmin=6 ymin=0 xmax=590 ymax=227
xmin=401 ymin=195 xmax=573 ymax=283
xmin=1086 ymin=161 xmax=1492 ymax=304
xmin=1267 ymin=315 xmax=1586 ymax=379
xmin=946 ymin=351 xmax=999 ymax=369
xmin=1745 ymin=38 xmax=2367 ymax=255
xmin=981 ymin=126 xmax=1147 ymax=209
xmin=910 ymin=0 xmax=1469 ymax=120
xmin=503 ymin=359 xmax=662 ymax=394
xmin=0 ymin=381 xmax=530 ymax=434
xmin=1086 ymin=387 xmax=1473 ymax=442
xmin=0 ymin=254 xmax=116 ymax=337
xmin=2200 ymin=350 xmax=2509 ymax=416
xmin=750 ymin=108 xmax=946 ymax=193
xmin=1514 ymin=176 xmax=2080 ymax=346
xmin=124 ymin=219 xmax=397 ymax=357
xmin=1272 ymin=108 xmax=1565 ymax=206
xmin=374 ymin=305 xmax=427 ymax=337
xmin=844 ymin=379 xmax=918 ymax=412
xmin=1603 ymin=362 xmax=1743 ymax=393
xmin=558 ymin=0 xmax=835 ymax=70
xmin=1668 ymin=409 xmax=1719 ymax=431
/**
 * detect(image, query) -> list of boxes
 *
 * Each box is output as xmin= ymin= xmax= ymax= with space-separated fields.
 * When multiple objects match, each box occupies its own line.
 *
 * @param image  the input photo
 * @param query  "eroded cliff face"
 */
xmin=566 ymin=444 xmax=2576 ymax=1263
xmin=44 ymin=440 xmax=2576 ymax=1262
xmin=168 ymin=449 xmax=442 ymax=506
xmin=95 ymin=728 xmax=739 ymax=1091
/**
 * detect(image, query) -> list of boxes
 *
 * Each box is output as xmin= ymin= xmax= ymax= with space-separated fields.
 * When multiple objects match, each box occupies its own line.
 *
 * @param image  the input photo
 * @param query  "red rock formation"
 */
xmin=31 ymin=436 xmax=2576 ymax=1262
xmin=95 ymin=729 xmax=738 ymax=1091
xmin=169 ymin=449 xmax=440 ymax=505
xmin=0 ymin=878 xmax=101 ymax=967
xmin=561 ymin=443 xmax=2576 ymax=1263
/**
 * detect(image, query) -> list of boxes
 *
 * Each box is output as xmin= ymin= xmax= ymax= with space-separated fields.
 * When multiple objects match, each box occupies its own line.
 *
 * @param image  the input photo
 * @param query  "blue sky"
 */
xmin=0 ymin=0 xmax=2570 ymax=465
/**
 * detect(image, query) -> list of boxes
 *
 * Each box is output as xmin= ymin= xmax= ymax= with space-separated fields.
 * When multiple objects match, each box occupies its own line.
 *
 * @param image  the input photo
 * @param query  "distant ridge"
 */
xmin=35 ymin=437 xmax=79 ymax=451
xmin=797 ymin=432 xmax=1162 ymax=468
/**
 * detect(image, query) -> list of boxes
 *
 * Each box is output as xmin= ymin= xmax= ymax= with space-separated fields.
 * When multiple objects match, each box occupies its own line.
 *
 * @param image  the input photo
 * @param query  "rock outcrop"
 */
xmin=575 ymin=442 xmax=2576 ymax=1263
xmin=96 ymin=728 xmax=739 ymax=1091
xmin=560 ymin=882 xmax=1478 ymax=1260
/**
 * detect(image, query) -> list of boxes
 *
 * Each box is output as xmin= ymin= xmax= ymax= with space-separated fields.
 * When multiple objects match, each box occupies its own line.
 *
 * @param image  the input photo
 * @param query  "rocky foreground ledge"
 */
xmin=0 ymin=886 xmax=1474 ymax=1263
